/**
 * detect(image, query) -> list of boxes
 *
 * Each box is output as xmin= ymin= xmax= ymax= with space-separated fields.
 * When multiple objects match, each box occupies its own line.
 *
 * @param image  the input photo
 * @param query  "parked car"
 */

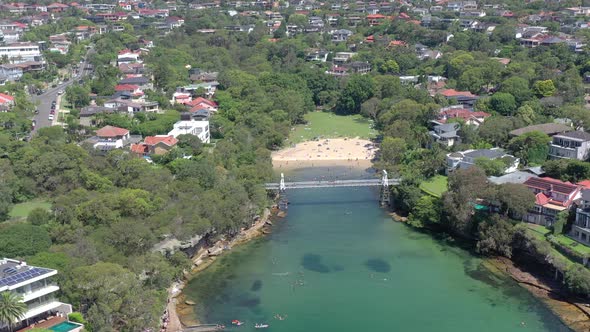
xmin=31 ymin=120 xmax=36 ymax=129
xmin=48 ymin=114 xmax=54 ymax=121
xmin=57 ymin=90 xmax=64 ymax=95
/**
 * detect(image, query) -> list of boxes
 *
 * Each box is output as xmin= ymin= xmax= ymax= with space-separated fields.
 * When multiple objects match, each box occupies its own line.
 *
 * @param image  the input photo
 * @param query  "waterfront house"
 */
xmin=94 ymin=125 xmax=130 ymax=150
xmin=522 ymin=177 xmax=581 ymax=227
xmin=572 ymin=187 xmax=590 ymax=246
xmin=548 ymin=131 xmax=590 ymax=160
xmin=0 ymin=258 xmax=82 ymax=332
xmin=446 ymin=148 xmax=519 ymax=174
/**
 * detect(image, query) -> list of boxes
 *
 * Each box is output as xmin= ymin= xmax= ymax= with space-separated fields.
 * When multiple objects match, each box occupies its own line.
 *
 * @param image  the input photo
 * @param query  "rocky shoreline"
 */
xmin=168 ymin=207 xmax=279 ymax=331
xmin=485 ymin=257 xmax=590 ymax=332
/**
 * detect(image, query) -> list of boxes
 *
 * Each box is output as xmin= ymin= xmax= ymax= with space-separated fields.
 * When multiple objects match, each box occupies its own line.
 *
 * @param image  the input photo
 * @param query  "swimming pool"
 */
xmin=49 ymin=321 xmax=83 ymax=332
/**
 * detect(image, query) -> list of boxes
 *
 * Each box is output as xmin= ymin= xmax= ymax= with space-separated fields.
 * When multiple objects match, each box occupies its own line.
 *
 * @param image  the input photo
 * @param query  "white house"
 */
xmin=446 ymin=148 xmax=519 ymax=174
xmin=94 ymin=125 xmax=130 ymax=150
xmin=0 ymin=42 xmax=43 ymax=63
xmin=0 ymin=258 xmax=82 ymax=332
xmin=168 ymin=119 xmax=210 ymax=143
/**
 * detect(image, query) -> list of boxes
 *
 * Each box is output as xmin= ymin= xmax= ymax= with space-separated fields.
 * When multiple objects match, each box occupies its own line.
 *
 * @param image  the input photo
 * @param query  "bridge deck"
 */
xmin=265 ymin=178 xmax=399 ymax=189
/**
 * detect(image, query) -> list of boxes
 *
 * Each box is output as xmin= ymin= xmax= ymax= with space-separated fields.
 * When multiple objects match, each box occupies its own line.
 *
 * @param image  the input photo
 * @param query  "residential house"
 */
xmin=117 ymin=49 xmax=141 ymax=65
xmin=572 ymin=187 xmax=590 ymax=246
xmin=523 ymin=177 xmax=581 ymax=226
xmin=348 ymin=61 xmax=371 ymax=74
xmin=167 ymin=118 xmax=210 ymax=143
xmin=0 ymin=42 xmax=43 ymax=63
xmin=189 ymin=69 xmax=218 ymax=82
xmin=79 ymin=106 xmax=114 ymax=127
xmin=435 ymin=108 xmax=490 ymax=126
xmin=0 ymin=64 xmax=23 ymax=81
xmin=305 ymin=50 xmax=329 ymax=62
xmin=104 ymin=98 xmax=160 ymax=114
xmin=333 ymin=51 xmax=356 ymax=64
xmin=366 ymin=14 xmax=386 ymax=26
xmin=429 ymin=122 xmax=460 ymax=147
xmin=331 ymin=29 xmax=353 ymax=42
xmin=131 ymin=135 xmax=178 ymax=156
xmin=166 ymin=16 xmax=185 ymax=29
xmin=564 ymin=7 xmax=590 ymax=17
xmin=325 ymin=66 xmax=349 ymax=77
xmin=187 ymin=97 xmax=218 ymax=112
xmin=437 ymin=89 xmax=479 ymax=107
xmin=93 ymin=125 xmax=130 ymax=150
xmin=0 ymin=93 xmax=15 ymax=109
xmin=0 ymin=258 xmax=82 ymax=332
xmin=190 ymin=108 xmax=212 ymax=121
xmin=446 ymin=148 xmax=519 ymax=174
xmin=548 ymin=131 xmax=590 ymax=160
xmin=115 ymin=84 xmax=144 ymax=98
xmin=119 ymin=76 xmax=152 ymax=90
xmin=509 ymin=123 xmax=572 ymax=137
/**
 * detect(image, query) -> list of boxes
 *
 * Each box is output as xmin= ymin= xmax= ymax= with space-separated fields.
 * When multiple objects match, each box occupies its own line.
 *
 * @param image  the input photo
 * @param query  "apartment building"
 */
xmin=0 ymin=42 xmax=43 ymax=63
xmin=0 ymin=258 xmax=82 ymax=332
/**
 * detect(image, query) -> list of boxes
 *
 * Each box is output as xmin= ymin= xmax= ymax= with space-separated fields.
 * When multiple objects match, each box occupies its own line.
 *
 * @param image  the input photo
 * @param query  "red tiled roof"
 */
xmin=535 ymin=192 xmax=550 ymax=205
xmin=524 ymin=177 xmax=578 ymax=194
xmin=115 ymin=84 xmax=139 ymax=91
xmin=366 ymin=14 xmax=386 ymax=19
xmin=388 ymin=40 xmax=407 ymax=47
xmin=577 ymin=180 xmax=590 ymax=189
xmin=96 ymin=125 xmax=129 ymax=137
xmin=439 ymin=89 xmax=476 ymax=98
xmin=131 ymin=143 xmax=148 ymax=154
xmin=145 ymin=135 xmax=178 ymax=146
xmin=186 ymin=97 xmax=217 ymax=108
xmin=0 ymin=93 xmax=15 ymax=104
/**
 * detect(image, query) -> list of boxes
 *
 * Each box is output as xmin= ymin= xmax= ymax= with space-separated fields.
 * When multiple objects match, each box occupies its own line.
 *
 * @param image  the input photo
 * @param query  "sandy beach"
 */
xmin=272 ymin=138 xmax=377 ymax=167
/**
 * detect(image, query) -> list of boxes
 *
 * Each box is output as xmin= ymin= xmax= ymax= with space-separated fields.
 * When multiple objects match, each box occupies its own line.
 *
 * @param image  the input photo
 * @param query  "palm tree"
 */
xmin=0 ymin=292 xmax=26 ymax=332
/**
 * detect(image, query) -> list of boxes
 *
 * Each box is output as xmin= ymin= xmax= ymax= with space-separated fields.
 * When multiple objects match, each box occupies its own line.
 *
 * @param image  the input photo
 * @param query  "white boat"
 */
xmin=255 ymin=323 xmax=269 ymax=329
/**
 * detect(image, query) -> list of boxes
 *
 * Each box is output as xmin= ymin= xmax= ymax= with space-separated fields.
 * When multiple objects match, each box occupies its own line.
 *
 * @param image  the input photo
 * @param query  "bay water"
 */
xmin=183 ymin=166 xmax=570 ymax=332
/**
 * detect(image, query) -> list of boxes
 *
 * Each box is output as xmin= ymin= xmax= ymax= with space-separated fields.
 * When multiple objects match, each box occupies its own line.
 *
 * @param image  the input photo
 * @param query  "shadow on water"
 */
xmin=251 ymin=280 xmax=262 ymax=292
xmin=235 ymin=293 xmax=261 ymax=308
xmin=364 ymin=258 xmax=391 ymax=273
xmin=290 ymin=198 xmax=378 ymax=207
xmin=302 ymin=253 xmax=331 ymax=273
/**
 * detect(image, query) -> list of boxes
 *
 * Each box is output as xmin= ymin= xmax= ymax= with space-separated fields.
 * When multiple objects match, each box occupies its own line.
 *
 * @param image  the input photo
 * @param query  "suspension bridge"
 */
xmin=265 ymin=170 xmax=400 ymax=206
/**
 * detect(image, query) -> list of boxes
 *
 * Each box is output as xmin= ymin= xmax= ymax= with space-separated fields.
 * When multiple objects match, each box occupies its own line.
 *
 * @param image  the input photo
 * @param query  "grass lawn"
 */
xmin=9 ymin=199 xmax=51 ymax=218
xmin=419 ymin=175 xmax=448 ymax=198
xmin=554 ymin=234 xmax=590 ymax=257
xmin=523 ymin=223 xmax=551 ymax=240
xmin=288 ymin=111 xmax=377 ymax=144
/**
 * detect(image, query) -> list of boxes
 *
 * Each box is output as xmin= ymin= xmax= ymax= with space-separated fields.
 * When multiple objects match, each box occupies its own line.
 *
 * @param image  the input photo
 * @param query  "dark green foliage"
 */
xmin=0 ymin=224 xmax=51 ymax=257
xmin=476 ymin=216 xmax=515 ymax=258
xmin=564 ymin=265 xmax=590 ymax=296
xmin=27 ymin=207 xmax=52 ymax=226
xmin=336 ymin=75 xmax=375 ymax=115
xmin=543 ymin=159 xmax=590 ymax=182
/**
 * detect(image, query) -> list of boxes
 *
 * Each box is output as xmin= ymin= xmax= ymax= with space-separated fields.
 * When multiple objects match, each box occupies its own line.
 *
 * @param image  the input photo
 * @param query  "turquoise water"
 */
xmin=49 ymin=321 xmax=81 ymax=332
xmin=184 ymin=167 xmax=570 ymax=332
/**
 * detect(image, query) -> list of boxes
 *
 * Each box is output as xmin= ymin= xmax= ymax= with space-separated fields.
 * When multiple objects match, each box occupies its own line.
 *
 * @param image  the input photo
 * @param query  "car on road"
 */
xmin=48 ymin=114 xmax=54 ymax=121
xmin=31 ymin=120 xmax=36 ymax=129
xmin=57 ymin=90 xmax=64 ymax=95
xmin=34 ymin=109 xmax=39 ymax=114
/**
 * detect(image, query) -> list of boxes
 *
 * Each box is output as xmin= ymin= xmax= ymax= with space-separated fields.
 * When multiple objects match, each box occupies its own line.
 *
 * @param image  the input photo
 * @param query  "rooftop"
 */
xmin=556 ymin=130 xmax=590 ymax=141
xmin=0 ymin=258 xmax=54 ymax=290
xmin=524 ymin=177 xmax=579 ymax=195
xmin=96 ymin=125 xmax=129 ymax=138
xmin=509 ymin=123 xmax=571 ymax=137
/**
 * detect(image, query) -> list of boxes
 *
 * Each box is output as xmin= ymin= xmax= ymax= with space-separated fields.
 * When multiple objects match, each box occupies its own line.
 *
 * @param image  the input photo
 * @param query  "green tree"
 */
xmin=474 ymin=157 xmax=506 ymax=176
xmin=533 ymin=80 xmax=556 ymax=97
xmin=496 ymin=183 xmax=535 ymax=217
xmin=380 ymin=59 xmax=400 ymax=74
xmin=27 ymin=207 xmax=52 ymax=226
xmin=499 ymin=76 xmax=532 ymax=105
xmin=564 ymin=265 xmax=590 ymax=296
xmin=476 ymin=216 xmax=515 ymax=258
xmin=507 ymin=131 xmax=551 ymax=165
xmin=0 ymin=292 xmax=26 ymax=332
xmin=553 ymin=211 xmax=568 ymax=235
xmin=0 ymin=224 xmax=51 ymax=257
xmin=65 ymin=85 xmax=91 ymax=109
xmin=408 ymin=195 xmax=442 ymax=228
xmin=336 ymin=75 xmax=374 ymax=114
xmin=490 ymin=92 xmax=517 ymax=116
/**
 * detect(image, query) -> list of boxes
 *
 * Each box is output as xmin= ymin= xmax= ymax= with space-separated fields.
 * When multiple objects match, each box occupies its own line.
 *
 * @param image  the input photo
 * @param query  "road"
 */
xmin=32 ymin=47 xmax=94 ymax=132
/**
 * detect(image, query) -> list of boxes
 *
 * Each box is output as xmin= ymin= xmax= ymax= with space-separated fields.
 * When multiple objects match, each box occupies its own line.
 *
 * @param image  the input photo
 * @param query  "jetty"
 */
xmin=182 ymin=324 xmax=225 ymax=331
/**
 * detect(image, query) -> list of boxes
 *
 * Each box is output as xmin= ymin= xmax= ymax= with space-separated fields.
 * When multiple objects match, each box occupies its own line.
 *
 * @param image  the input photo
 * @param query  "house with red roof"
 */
xmin=131 ymin=135 xmax=178 ymax=156
xmin=115 ymin=84 xmax=143 ymax=97
xmin=437 ymin=89 xmax=479 ymax=107
xmin=94 ymin=125 xmax=130 ymax=150
xmin=436 ymin=107 xmax=490 ymax=127
xmin=0 ymin=93 xmax=15 ymax=109
xmin=523 ymin=177 xmax=581 ymax=226
xmin=366 ymin=14 xmax=386 ymax=26
xmin=187 ymin=97 xmax=218 ymax=112
xmin=46 ymin=2 xmax=69 ymax=12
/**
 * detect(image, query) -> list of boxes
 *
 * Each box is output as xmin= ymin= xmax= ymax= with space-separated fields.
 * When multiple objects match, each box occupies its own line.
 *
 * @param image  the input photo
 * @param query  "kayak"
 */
xmin=255 ymin=323 xmax=269 ymax=329
xmin=231 ymin=320 xmax=244 ymax=326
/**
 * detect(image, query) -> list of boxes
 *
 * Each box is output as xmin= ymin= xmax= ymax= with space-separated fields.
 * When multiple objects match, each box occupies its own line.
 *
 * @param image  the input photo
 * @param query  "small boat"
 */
xmin=255 ymin=323 xmax=269 ymax=329
xmin=231 ymin=320 xmax=244 ymax=326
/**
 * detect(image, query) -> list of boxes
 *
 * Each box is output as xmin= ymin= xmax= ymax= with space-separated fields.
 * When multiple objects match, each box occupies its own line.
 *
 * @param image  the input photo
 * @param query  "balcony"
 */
xmin=21 ymin=285 xmax=59 ymax=302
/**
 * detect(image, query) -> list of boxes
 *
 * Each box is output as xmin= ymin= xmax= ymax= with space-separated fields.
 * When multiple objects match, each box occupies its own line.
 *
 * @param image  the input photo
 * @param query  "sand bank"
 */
xmin=272 ymin=138 xmax=377 ymax=163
